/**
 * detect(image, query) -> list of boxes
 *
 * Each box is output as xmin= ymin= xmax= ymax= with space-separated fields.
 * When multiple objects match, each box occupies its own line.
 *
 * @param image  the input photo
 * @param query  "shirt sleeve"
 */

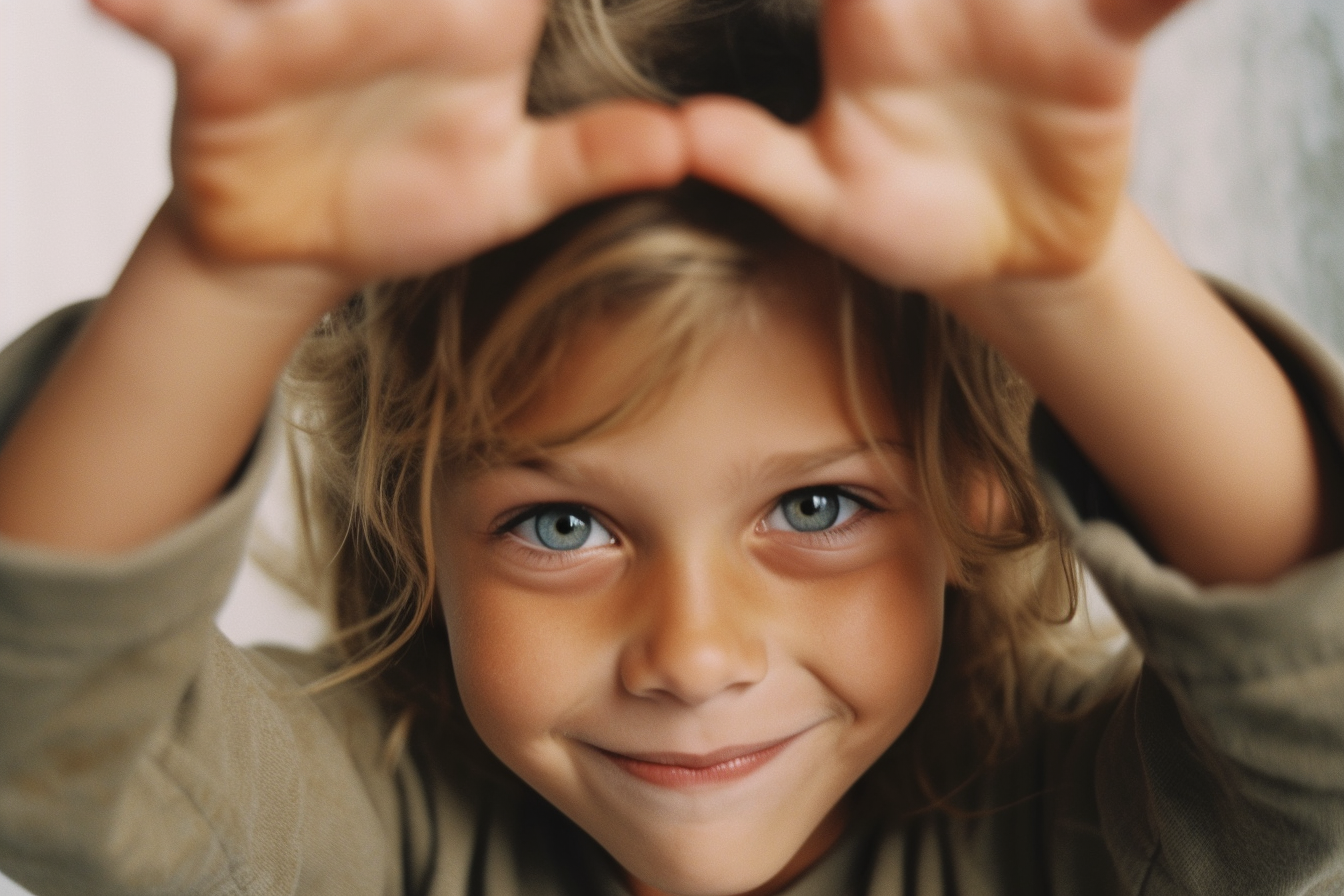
xmin=0 ymin=305 xmax=405 ymax=896
xmin=1033 ymin=279 xmax=1344 ymax=895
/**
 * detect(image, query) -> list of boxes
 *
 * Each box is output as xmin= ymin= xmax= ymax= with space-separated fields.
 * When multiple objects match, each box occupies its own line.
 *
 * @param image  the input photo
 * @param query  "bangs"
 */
xmin=438 ymin=188 xmax=807 ymax=471
xmin=287 ymin=184 xmax=1091 ymax=805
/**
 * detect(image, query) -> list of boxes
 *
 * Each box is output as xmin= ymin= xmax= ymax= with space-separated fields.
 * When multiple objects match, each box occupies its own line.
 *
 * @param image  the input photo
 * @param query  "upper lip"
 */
xmin=592 ymin=731 xmax=804 ymax=769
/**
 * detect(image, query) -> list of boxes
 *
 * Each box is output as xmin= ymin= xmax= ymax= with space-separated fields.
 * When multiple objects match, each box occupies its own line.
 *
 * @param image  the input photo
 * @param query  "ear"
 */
xmin=963 ymin=467 xmax=1013 ymax=536
xmin=944 ymin=467 xmax=1012 ymax=588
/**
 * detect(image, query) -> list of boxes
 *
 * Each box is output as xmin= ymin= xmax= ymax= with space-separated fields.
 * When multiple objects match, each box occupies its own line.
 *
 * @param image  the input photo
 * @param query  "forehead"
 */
xmin=504 ymin=282 xmax=899 ymax=461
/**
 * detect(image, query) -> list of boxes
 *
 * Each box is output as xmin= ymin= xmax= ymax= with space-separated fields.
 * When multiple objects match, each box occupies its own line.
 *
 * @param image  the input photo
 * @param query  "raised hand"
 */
xmin=94 ymin=0 xmax=687 ymax=284
xmin=0 ymin=0 xmax=692 ymax=553
xmin=685 ymin=0 xmax=1333 ymax=585
xmin=684 ymin=0 xmax=1188 ymax=292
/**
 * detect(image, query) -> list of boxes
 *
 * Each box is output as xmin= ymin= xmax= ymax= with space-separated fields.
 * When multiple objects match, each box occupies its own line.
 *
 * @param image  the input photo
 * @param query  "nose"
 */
xmin=618 ymin=551 xmax=768 ymax=705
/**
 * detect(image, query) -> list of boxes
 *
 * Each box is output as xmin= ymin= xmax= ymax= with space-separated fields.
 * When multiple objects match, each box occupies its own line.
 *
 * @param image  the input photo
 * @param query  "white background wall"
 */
xmin=0 ymin=0 xmax=170 ymax=345
xmin=2 ymin=0 xmax=1343 ymax=893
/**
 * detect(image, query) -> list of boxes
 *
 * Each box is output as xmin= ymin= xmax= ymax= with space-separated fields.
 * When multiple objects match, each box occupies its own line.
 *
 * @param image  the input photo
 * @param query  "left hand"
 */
xmin=94 ymin=0 xmax=688 ymax=285
xmin=683 ymin=0 xmax=1188 ymax=294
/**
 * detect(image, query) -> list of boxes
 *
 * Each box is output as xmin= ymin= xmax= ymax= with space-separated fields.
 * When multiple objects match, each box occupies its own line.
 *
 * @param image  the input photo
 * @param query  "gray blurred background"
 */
xmin=1132 ymin=0 xmax=1344 ymax=350
xmin=2 ymin=0 xmax=1343 ymax=893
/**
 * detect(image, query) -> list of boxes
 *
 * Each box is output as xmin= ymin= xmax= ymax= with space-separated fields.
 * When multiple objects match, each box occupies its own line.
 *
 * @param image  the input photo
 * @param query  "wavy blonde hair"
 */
xmin=284 ymin=0 xmax=1116 ymax=807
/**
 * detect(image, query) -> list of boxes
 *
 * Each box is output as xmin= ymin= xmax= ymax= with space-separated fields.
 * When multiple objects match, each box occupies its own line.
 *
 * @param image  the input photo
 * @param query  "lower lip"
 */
xmin=599 ymin=738 xmax=797 ymax=789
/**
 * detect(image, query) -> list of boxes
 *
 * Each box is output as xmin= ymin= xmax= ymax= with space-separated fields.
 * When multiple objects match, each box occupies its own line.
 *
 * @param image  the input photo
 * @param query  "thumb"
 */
xmin=682 ymin=95 xmax=840 ymax=246
xmin=1089 ymin=0 xmax=1191 ymax=40
xmin=530 ymin=100 xmax=689 ymax=219
xmin=90 ymin=0 xmax=229 ymax=62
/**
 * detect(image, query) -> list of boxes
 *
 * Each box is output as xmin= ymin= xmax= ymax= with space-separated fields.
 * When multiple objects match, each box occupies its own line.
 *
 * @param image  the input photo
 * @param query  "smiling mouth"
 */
xmin=594 ymin=734 xmax=801 ymax=788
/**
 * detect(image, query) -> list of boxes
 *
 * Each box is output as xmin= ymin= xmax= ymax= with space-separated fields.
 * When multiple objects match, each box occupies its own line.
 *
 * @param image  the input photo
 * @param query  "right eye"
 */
xmin=764 ymin=486 xmax=867 ymax=533
xmin=507 ymin=505 xmax=615 ymax=552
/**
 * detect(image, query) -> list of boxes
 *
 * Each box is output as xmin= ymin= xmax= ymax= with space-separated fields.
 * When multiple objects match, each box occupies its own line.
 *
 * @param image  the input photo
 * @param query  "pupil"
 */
xmin=782 ymin=488 xmax=840 ymax=532
xmin=535 ymin=507 xmax=592 ymax=550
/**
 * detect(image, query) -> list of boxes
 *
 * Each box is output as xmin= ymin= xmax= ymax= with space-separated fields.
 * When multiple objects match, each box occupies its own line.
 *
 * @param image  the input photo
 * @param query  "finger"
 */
xmin=530 ymin=100 xmax=689 ymax=218
xmin=1088 ymin=0 xmax=1192 ymax=41
xmin=682 ymin=95 xmax=841 ymax=246
xmin=89 ymin=0 xmax=232 ymax=62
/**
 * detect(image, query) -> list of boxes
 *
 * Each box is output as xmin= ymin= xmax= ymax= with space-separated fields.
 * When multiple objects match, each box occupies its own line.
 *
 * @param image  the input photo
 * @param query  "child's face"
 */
xmin=435 ymin=293 xmax=947 ymax=896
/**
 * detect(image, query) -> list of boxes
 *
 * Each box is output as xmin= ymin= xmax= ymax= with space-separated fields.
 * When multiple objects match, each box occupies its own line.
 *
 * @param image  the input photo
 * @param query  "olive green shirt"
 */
xmin=0 ymin=285 xmax=1341 ymax=895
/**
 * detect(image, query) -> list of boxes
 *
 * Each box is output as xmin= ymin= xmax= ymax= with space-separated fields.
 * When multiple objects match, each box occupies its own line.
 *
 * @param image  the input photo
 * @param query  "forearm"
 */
xmin=0 ymin=205 xmax=351 ymax=554
xmin=947 ymin=201 xmax=1327 ymax=585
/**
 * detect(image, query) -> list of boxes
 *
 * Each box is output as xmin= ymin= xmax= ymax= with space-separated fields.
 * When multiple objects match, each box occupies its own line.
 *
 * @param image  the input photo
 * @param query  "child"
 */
xmin=0 ymin=0 xmax=1341 ymax=894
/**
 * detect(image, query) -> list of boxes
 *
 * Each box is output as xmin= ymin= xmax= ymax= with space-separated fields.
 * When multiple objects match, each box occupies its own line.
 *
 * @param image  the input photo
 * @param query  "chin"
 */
xmin=591 ymin=815 xmax=808 ymax=896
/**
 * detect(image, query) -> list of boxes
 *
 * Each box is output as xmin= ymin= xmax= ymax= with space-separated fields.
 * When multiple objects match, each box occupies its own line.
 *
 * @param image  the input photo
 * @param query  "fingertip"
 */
xmin=681 ymin=95 xmax=783 ymax=169
xmin=680 ymin=95 xmax=835 ymax=241
xmin=89 ymin=0 xmax=229 ymax=61
xmin=681 ymin=95 xmax=804 ymax=193
xmin=1090 ymin=0 xmax=1191 ymax=40
xmin=88 ymin=0 xmax=159 ymax=40
xmin=536 ymin=100 xmax=690 ymax=212
xmin=603 ymin=101 xmax=691 ymax=188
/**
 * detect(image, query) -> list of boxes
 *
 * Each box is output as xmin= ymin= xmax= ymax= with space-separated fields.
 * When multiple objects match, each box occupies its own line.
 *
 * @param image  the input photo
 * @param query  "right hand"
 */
xmin=94 ymin=0 xmax=688 ymax=286
xmin=683 ymin=0 xmax=1186 ymax=295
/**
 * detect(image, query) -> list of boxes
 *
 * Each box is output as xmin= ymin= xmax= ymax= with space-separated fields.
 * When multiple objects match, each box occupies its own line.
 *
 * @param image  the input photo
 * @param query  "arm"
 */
xmin=955 ymin=202 xmax=1327 ymax=584
xmin=0 ymin=211 xmax=344 ymax=553
xmin=1033 ymin=303 xmax=1344 ymax=893
xmin=683 ymin=0 xmax=1329 ymax=584
xmin=687 ymin=4 xmax=1344 ymax=887
xmin=0 ymin=0 xmax=684 ymax=890
xmin=0 ymin=347 xmax=393 ymax=893
xmin=0 ymin=0 xmax=687 ymax=555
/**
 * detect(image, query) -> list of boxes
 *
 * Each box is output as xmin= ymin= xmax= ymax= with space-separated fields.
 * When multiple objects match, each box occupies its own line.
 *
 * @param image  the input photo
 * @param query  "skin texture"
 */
xmin=683 ymin=0 xmax=1187 ymax=289
xmin=0 ymin=0 xmax=688 ymax=552
xmin=435 ymin=299 xmax=946 ymax=896
xmin=0 ymin=0 xmax=1332 ymax=891
xmin=0 ymin=0 xmax=1323 ymax=581
xmin=683 ymin=0 xmax=1328 ymax=583
xmin=97 ymin=0 xmax=689 ymax=281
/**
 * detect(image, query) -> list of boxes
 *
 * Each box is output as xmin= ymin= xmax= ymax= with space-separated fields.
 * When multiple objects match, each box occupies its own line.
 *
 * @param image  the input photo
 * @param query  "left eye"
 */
xmin=765 ymin=487 xmax=864 ymax=533
xmin=510 ymin=505 xmax=615 ymax=551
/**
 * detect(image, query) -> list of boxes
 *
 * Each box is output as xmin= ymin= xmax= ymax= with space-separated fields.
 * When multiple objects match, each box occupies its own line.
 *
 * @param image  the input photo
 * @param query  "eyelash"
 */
xmin=491 ymin=486 xmax=882 ymax=558
xmin=761 ymin=486 xmax=882 ymax=546
xmin=490 ymin=504 xmax=620 ymax=567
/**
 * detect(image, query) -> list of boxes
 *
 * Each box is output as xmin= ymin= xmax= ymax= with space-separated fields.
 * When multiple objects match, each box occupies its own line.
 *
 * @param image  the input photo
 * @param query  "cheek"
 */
xmin=436 ymin=560 xmax=608 ymax=771
xmin=786 ymin=516 xmax=946 ymax=748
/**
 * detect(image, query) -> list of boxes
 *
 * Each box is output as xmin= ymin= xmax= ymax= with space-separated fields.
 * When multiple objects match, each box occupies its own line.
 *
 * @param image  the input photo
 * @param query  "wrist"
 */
xmin=935 ymin=201 xmax=1324 ymax=584
xmin=933 ymin=201 xmax=1144 ymax=362
xmin=155 ymin=196 xmax=358 ymax=331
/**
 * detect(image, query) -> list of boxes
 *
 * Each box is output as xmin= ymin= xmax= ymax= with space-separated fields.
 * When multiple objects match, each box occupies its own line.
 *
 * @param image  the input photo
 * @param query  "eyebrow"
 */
xmin=512 ymin=440 xmax=913 ymax=490
xmin=753 ymin=440 xmax=908 ymax=478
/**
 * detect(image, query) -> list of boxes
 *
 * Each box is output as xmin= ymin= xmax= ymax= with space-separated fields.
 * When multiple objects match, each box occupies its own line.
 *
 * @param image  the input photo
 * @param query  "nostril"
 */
xmin=618 ymin=619 xmax=768 ymax=705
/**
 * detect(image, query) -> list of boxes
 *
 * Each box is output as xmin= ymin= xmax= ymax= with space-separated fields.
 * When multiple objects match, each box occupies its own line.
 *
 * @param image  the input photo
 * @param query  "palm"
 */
xmin=686 ymin=0 xmax=1186 ymax=291
xmin=96 ymin=0 xmax=685 ymax=281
